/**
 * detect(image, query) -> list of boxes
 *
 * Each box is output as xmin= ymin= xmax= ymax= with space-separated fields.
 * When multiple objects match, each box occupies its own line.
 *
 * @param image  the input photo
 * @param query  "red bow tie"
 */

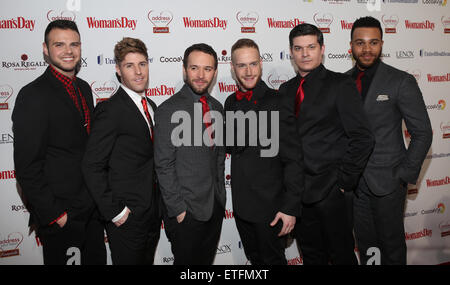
xmin=236 ymin=90 xmax=253 ymax=101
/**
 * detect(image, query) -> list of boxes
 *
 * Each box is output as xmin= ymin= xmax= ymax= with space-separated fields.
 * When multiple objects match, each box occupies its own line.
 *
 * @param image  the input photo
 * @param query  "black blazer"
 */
xmin=224 ymin=80 xmax=303 ymax=222
xmin=278 ymin=64 xmax=375 ymax=204
xmin=12 ymin=67 xmax=95 ymax=227
xmin=82 ymin=87 xmax=157 ymax=221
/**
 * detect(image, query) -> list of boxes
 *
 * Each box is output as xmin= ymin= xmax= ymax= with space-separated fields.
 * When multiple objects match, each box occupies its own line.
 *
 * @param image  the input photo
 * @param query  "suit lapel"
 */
xmin=44 ymin=68 xmax=86 ymax=131
xmin=297 ymin=65 xmax=327 ymax=128
xmin=76 ymin=78 xmax=94 ymax=114
xmin=117 ymin=87 xmax=152 ymax=140
xmin=364 ymin=61 xmax=387 ymax=109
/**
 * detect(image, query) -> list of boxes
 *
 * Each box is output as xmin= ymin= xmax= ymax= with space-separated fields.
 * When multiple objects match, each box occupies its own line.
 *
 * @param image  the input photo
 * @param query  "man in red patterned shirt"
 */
xmin=12 ymin=20 xmax=106 ymax=265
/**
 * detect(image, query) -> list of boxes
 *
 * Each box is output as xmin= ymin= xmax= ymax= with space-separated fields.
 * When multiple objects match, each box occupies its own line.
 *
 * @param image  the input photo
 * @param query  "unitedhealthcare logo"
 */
xmin=97 ymin=54 xmax=116 ymax=65
xmin=97 ymin=54 xmax=153 ymax=65
xmin=419 ymin=49 xmax=450 ymax=57
xmin=280 ymin=51 xmax=293 ymax=60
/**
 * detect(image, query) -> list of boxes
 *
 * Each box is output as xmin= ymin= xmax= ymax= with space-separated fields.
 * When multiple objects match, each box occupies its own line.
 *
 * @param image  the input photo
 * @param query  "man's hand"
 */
xmin=114 ymin=208 xmax=131 ymax=227
xmin=56 ymin=212 xmax=68 ymax=228
xmin=270 ymin=212 xmax=296 ymax=237
xmin=177 ymin=211 xmax=186 ymax=224
xmin=340 ymin=188 xmax=345 ymax=193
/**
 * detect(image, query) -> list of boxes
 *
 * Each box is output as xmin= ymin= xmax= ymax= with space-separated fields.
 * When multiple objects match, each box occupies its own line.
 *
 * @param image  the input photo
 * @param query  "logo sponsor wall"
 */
xmin=0 ymin=0 xmax=449 ymax=265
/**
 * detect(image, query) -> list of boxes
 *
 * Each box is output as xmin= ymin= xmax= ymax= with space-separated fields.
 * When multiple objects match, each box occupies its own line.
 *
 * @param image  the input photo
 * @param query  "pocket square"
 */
xmin=376 ymin=94 xmax=389 ymax=101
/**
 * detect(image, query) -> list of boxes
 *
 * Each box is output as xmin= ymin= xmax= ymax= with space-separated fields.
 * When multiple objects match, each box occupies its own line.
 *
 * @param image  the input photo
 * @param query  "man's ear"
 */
xmin=115 ymin=64 xmax=121 ymax=77
xmin=43 ymin=42 xmax=49 ymax=57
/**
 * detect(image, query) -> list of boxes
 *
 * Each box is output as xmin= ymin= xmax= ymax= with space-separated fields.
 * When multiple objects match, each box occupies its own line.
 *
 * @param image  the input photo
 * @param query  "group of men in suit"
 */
xmin=12 ymin=16 xmax=432 ymax=265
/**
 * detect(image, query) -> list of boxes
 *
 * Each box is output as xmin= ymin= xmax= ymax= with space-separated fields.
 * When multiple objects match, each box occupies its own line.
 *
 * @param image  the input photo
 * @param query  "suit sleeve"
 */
xmin=12 ymin=87 xmax=66 ymax=226
xmin=394 ymin=74 xmax=432 ymax=184
xmin=223 ymin=96 xmax=233 ymax=155
xmin=154 ymin=104 xmax=187 ymax=218
xmin=336 ymin=77 xmax=375 ymax=191
xmin=215 ymin=104 xmax=226 ymax=198
xmin=277 ymin=92 xmax=304 ymax=217
xmin=82 ymin=102 xmax=125 ymax=221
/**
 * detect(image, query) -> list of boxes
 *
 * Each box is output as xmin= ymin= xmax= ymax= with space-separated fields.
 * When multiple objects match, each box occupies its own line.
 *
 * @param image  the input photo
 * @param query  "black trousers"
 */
xmin=295 ymin=186 xmax=357 ymax=265
xmin=38 ymin=211 xmax=106 ymax=265
xmin=105 ymin=204 xmax=161 ymax=265
xmin=235 ymin=215 xmax=287 ymax=265
xmin=353 ymin=178 xmax=407 ymax=265
xmin=163 ymin=199 xmax=224 ymax=265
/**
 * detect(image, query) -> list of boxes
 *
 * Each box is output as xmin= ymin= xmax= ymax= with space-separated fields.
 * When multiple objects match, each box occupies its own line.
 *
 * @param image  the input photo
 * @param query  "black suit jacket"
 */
xmin=278 ymin=64 xmax=375 ymax=204
xmin=12 ymin=67 xmax=95 ymax=227
xmin=224 ymin=81 xmax=303 ymax=222
xmin=82 ymin=87 xmax=157 ymax=221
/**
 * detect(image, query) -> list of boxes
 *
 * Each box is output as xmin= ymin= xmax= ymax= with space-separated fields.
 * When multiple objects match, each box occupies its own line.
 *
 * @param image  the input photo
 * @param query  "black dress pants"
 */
xmin=105 ymin=205 xmax=161 ymax=265
xmin=353 ymin=178 xmax=407 ymax=265
xmin=38 ymin=211 xmax=106 ymax=265
xmin=163 ymin=199 xmax=224 ymax=265
xmin=295 ymin=186 xmax=357 ymax=265
xmin=235 ymin=215 xmax=287 ymax=265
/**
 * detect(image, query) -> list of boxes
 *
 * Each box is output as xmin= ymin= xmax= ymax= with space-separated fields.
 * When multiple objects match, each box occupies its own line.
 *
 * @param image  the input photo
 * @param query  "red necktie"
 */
xmin=355 ymin=71 xmax=364 ymax=95
xmin=141 ymin=97 xmax=154 ymax=141
xmin=295 ymin=78 xmax=305 ymax=117
xmin=236 ymin=90 xmax=253 ymax=101
xmin=199 ymin=96 xmax=214 ymax=145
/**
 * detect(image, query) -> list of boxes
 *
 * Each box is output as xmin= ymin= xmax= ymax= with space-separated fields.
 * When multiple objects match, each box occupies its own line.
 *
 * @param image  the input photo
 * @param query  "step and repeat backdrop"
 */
xmin=0 ymin=0 xmax=449 ymax=265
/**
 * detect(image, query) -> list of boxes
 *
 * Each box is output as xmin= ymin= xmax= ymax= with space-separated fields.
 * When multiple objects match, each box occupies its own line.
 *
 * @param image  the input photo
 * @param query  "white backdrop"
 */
xmin=0 ymin=0 xmax=449 ymax=265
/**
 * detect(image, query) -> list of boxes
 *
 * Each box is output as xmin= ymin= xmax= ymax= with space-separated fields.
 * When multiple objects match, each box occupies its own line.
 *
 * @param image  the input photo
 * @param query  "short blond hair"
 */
xmin=231 ymin=38 xmax=260 ymax=63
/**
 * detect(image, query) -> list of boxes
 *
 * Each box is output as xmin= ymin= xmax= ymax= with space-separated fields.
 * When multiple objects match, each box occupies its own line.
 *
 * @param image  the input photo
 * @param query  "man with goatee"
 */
xmin=347 ymin=16 xmax=432 ymax=265
xmin=12 ymin=20 xmax=106 ymax=265
xmin=224 ymin=38 xmax=303 ymax=265
xmin=154 ymin=43 xmax=226 ymax=265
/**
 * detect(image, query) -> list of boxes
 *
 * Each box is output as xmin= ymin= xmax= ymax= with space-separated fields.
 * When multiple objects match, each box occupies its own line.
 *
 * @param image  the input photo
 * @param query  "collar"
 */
xmin=49 ymin=65 xmax=76 ymax=88
xmin=236 ymin=80 xmax=269 ymax=100
xmin=352 ymin=59 xmax=380 ymax=79
xmin=186 ymin=84 xmax=211 ymax=102
xmin=298 ymin=64 xmax=325 ymax=82
xmin=121 ymin=83 xmax=146 ymax=104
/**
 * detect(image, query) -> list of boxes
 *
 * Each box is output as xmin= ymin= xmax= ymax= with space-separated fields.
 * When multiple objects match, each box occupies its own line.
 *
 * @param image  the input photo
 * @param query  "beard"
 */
xmin=46 ymin=51 xmax=80 ymax=75
xmin=237 ymin=73 xmax=262 ymax=92
xmin=353 ymin=49 xmax=382 ymax=70
xmin=185 ymin=78 xmax=213 ymax=95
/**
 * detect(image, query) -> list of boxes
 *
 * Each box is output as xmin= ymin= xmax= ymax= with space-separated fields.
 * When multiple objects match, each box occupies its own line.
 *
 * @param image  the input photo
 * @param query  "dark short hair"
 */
xmin=183 ymin=43 xmax=218 ymax=70
xmin=44 ymin=20 xmax=80 ymax=46
xmin=289 ymin=23 xmax=324 ymax=48
xmin=114 ymin=37 xmax=148 ymax=64
xmin=351 ymin=16 xmax=383 ymax=40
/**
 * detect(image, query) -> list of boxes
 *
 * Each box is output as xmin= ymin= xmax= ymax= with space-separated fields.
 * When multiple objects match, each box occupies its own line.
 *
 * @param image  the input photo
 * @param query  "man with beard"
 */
xmin=278 ymin=23 xmax=375 ymax=264
xmin=224 ymin=38 xmax=303 ymax=264
xmin=12 ymin=20 xmax=106 ymax=265
xmin=347 ymin=16 xmax=432 ymax=265
xmin=154 ymin=43 xmax=226 ymax=265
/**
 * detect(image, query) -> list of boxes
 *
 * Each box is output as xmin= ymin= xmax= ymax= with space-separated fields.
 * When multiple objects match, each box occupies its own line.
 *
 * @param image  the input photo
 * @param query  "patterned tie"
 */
xmin=355 ymin=71 xmax=364 ymax=95
xmin=295 ymin=78 xmax=305 ymax=117
xmin=73 ymin=82 xmax=91 ymax=134
xmin=141 ymin=97 xmax=154 ymax=141
xmin=236 ymin=90 xmax=253 ymax=101
xmin=199 ymin=96 xmax=214 ymax=146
